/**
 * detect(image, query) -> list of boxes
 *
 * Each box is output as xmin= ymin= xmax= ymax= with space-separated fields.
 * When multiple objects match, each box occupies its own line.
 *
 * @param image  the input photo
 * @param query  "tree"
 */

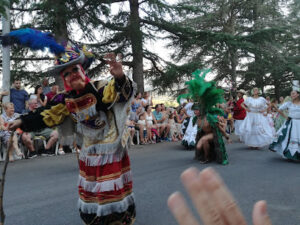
xmin=0 ymin=0 xmax=9 ymax=17
xmin=149 ymin=0 xmax=298 ymax=98
xmin=4 ymin=0 xmax=188 ymax=93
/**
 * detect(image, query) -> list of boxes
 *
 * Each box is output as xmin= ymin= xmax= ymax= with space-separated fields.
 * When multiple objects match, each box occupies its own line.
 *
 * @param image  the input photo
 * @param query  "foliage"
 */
xmin=178 ymin=69 xmax=225 ymax=117
xmin=148 ymin=0 xmax=300 ymax=99
xmin=4 ymin=0 xmax=189 ymax=92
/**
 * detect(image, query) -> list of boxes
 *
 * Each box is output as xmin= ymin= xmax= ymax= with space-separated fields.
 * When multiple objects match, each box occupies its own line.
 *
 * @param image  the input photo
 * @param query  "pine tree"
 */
xmin=3 ymin=0 xmax=187 ymax=93
xmin=149 ymin=0 xmax=298 ymax=98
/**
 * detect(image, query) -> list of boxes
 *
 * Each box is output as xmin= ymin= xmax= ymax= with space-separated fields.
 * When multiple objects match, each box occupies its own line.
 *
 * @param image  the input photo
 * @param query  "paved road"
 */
xmin=2 ymin=140 xmax=300 ymax=225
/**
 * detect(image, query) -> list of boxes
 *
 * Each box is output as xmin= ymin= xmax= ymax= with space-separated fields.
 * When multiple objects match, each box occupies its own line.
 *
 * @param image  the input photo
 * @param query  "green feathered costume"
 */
xmin=178 ymin=69 xmax=229 ymax=165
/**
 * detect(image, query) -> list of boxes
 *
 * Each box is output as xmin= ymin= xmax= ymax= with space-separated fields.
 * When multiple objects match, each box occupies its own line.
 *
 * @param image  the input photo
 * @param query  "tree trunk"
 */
xmin=129 ymin=0 xmax=144 ymax=93
xmin=50 ymin=0 xmax=69 ymax=90
xmin=273 ymin=77 xmax=281 ymax=100
xmin=229 ymin=48 xmax=238 ymax=96
xmin=224 ymin=9 xmax=237 ymax=97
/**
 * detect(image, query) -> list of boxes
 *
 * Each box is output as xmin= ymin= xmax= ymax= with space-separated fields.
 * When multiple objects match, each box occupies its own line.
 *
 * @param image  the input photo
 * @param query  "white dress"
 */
xmin=184 ymin=102 xmax=195 ymax=117
xmin=239 ymin=97 xmax=274 ymax=147
xmin=269 ymin=102 xmax=300 ymax=160
xmin=182 ymin=116 xmax=197 ymax=149
xmin=145 ymin=113 xmax=153 ymax=126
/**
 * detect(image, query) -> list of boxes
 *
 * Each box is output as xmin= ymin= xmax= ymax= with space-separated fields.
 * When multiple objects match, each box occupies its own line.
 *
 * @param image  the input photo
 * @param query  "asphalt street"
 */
xmin=2 ymin=140 xmax=300 ymax=225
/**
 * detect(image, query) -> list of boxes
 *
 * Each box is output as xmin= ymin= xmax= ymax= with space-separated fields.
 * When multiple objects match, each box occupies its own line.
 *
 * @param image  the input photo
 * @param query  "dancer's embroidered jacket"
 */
xmin=20 ymin=75 xmax=136 ymax=217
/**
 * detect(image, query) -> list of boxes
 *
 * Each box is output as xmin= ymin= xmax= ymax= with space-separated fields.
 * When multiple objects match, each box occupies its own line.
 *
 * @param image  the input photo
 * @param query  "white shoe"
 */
xmin=58 ymin=149 xmax=65 ymax=155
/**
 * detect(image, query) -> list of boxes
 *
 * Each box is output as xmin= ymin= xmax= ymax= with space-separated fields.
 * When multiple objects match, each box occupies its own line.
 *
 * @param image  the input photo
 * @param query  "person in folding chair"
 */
xmin=5 ymin=28 xmax=136 ymax=225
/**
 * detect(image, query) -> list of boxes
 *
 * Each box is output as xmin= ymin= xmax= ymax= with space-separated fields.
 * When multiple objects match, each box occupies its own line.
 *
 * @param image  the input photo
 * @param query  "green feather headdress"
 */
xmin=178 ymin=69 xmax=225 ymax=122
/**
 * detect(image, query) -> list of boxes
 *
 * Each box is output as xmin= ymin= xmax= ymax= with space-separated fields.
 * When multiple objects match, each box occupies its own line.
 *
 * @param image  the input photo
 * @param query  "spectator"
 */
xmin=153 ymin=104 xmax=170 ymax=141
xmin=0 ymin=102 xmax=23 ymax=161
xmin=145 ymin=105 xmax=158 ymax=144
xmin=10 ymin=79 xmax=29 ymax=114
xmin=175 ymin=107 xmax=187 ymax=124
xmin=226 ymin=96 xmax=234 ymax=132
xmin=46 ymin=84 xmax=59 ymax=101
xmin=42 ymin=78 xmax=51 ymax=95
xmin=30 ymin=85 xmax=47 ymax=108
xmin=141 ymin=91 xmax=153 ymax=108
xmin=130 ymin=106 xmax=146 ymax=144
xmin=126 ymin=117 xmax=136 ymax=145
xmin=137 ymin=113 xmax=147 ymax=144
xmin=168 ymin=111 xmax=180 ymax=142
xmin=131 ymin=92 xmax=142 ymax=112
xmin=161 ymin=104 xmax=171 ymax=140
xmin=22 ymin=98 xmax=59 ymax=156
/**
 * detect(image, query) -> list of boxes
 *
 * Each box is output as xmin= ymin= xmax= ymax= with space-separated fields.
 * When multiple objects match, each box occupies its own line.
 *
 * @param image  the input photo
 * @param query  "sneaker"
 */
xmin=28 ymin=151 xmax=38 ymax=159
xmin=42 ymin=149 xmax=55 ymax=156
xmin=58 ymin=149 xmax=65 ymax=155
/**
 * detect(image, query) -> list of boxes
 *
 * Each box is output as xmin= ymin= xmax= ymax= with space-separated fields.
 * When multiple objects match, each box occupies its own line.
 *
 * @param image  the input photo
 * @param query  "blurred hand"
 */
xmin=104 ymin=53 xmax=124 ymax=79
xmin=8 ymin=119 xmax=22 ymax=131
xmin=168 ymin=167 xmax=272 ymax=225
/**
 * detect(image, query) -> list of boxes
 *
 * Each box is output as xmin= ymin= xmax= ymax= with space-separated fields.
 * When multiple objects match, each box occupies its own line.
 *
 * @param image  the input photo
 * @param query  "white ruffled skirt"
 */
xmin=182 ymin=117 xmax=197 ymax=149
xmin=234 ymin=120 xmax=244 ymax=136
xmin=239 ymin=112 xmax=274 ymax=147
xmin=269 ymin=118 xmax=300 ymax=160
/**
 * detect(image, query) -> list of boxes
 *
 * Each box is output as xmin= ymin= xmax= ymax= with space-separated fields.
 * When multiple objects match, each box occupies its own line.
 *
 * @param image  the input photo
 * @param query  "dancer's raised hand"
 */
xmin=168 ymin=167 xmax=272 ymax=225
xmin=104 ymin=53 xmax=124 ymax=79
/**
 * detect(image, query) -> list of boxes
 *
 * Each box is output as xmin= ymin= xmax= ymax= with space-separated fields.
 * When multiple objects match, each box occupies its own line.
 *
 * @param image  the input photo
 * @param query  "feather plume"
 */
xmin=178 ymin=69 xmax=225 ymax=117
xmin=1 ymin=28 xmax=65 ymax=55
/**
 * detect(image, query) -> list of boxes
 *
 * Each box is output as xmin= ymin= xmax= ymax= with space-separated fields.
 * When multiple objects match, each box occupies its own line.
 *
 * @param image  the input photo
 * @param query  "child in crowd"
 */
xmin=126 ymin=116 xmax=136 ymax=145
xmin=137 ymin=113 xmax=148 ymax=144
xmin=168 ymin=111 xmax=180 ymax=142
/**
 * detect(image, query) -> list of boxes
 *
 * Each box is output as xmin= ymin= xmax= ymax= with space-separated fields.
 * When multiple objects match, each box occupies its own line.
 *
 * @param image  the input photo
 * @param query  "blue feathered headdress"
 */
xmin=1 ymin=28 xmax=65 ymax=55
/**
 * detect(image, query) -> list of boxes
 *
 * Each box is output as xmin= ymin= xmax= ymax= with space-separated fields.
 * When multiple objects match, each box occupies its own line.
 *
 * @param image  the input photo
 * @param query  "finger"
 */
xmin=168 ymin=192 xmax=200 ymax=225
xmin=201 ymin=168 xmax=246 ymax=225
xmin=181 ymin=167 xmax=225 ymax=225
xmin=253 ymin=201 xmax=272 ymax=225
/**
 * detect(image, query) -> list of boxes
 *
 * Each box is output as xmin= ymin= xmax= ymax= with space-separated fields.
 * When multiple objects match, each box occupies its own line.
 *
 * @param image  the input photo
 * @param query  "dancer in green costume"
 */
xmin=178 ymin=69 xmax=230 ymax=165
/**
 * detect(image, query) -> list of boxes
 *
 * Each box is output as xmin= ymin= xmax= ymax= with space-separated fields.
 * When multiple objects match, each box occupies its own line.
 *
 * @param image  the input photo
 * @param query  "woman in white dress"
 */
xmin=145 ymin=105 xmax=158 ymax=143
xmin=239 ymin=87 xmax=274 ymax=149
xmin=269 ymin=90 xmax=300 ymax=161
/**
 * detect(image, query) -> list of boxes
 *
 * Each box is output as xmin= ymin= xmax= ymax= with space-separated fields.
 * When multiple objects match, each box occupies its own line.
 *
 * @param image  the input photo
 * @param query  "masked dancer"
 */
xmin=4 ymin=29 xmax=136 ymax=225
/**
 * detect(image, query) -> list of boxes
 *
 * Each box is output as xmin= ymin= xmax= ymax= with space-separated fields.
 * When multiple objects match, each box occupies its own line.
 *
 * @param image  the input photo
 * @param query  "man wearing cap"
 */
xmin=233 ymin=90 xmax=246 ymax=140
xmin=9 ymin=46 xmax=136 ymax=224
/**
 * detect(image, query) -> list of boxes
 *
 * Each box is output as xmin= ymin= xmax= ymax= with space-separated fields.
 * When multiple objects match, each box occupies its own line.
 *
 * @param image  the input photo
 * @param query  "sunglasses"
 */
xmin=63 ymin=66 xmax=80 ymax=78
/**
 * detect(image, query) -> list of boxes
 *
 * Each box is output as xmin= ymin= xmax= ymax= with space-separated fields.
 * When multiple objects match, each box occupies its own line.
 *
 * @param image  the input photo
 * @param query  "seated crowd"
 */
xmin=0 ymin=79 xmax=193 ymax=161
xmin=127 ymin=92 xmax=190 ymax=145
xmin=0 ymin=78 xmax=70 ymax=162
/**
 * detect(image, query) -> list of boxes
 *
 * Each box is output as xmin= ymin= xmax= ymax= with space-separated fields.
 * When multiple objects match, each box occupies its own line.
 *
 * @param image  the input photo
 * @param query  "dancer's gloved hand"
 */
xmin=168 ymin=167 xmax=272 ymax=225
xmin=104 ymin=52 xmax=124 ymax=79
xmin=8 ymin=119 xmax=22 ymax=131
